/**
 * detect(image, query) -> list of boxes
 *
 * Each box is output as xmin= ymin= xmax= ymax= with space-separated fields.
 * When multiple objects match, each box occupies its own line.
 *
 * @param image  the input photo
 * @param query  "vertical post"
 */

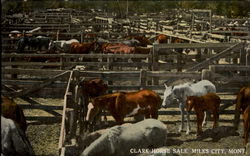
xmin=202 ymin=69 xmax=212 ymax=81
xmin=152 ymin=44 xmax=159 ymax=85
xmin=81 ymin=31 xmax=83 ymax=43
xmin=56 ymin=30 xmax=59 ymax=41
xmin=140 ymin=69 xmax=147 ymax=90
xmin=209 ymin=10 xmax=212 ymax=33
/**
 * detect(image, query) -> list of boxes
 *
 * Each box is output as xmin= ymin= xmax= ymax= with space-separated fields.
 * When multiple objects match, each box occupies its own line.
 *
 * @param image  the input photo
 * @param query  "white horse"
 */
xmin=48 ymin=39 xmax=79 ymax=53
xmin=162 ymin=80 xmax=216 ymax=134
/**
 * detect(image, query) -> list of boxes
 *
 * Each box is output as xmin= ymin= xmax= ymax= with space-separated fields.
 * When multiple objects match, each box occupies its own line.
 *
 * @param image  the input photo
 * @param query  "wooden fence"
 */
xmin=57 ymin=65 xmax=250 ymax=155
xmin=2 ymin=61 xmax=249 ymax=125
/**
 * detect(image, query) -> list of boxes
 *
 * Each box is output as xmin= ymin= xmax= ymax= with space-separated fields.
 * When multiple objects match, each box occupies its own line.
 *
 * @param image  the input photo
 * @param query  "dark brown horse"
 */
xmin=243 ymin=105 xmax=250 ymax=145
xmin=234 ymin=87 xmax=250 ymax=130
xmin=1 ymin=96 xmax=27 ymax=132
xmin=78 ymin=78 xmax=108 ymax=132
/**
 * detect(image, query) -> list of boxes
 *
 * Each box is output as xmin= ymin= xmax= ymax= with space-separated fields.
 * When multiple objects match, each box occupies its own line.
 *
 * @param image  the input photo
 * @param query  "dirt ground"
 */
xmin=15 ymin=94 xmax=249 ymax=156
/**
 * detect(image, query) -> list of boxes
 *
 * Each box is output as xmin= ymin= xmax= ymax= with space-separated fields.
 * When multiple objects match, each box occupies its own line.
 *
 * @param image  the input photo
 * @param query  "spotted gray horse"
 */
xmin=162 ymin=80 xmax=216 ymax=134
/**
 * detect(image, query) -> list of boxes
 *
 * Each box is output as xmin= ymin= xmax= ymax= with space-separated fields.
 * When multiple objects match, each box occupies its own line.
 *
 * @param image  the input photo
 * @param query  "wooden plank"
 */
xmin=2 ymin=62 xmax=62 ymax=67
xmin=2 ymin=68 xmax=68 ymax=76
xmin=210 ymin=65 xmax=250 ymax=72
xmin=59 ymin=71 xmax=73 ymax=151
xmin=154 ymin=42 xmax=233 ymax=51
xmin=2 ymin=53 xmax=151 ymax=59
xmin=147 ymin=71 xmax=200 ymax=79
xmin=19 ymin=104 xmax=63 ymax=110
xmin=6 ymin=71 xmax=70 ymax=98
xmin=25 ymin=116 xmax=61 ymax=122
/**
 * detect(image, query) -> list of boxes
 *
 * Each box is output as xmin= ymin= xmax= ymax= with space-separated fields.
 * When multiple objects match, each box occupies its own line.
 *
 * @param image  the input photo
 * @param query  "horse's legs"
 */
xmin=202 ymin=111 xmax=207 ymax=127
xmin=212 ymin=110 xmax=219 ymax=128
xmin=186 ymin=111 xmax=190 ymax=135
xmin=150 ymin=107 xmax=158 ymax=119
xmin=196 ymin=111 xmax=204 ymax=136
xmin=178 ymin=103 xmax=185 ymax=133
xmin=244 ymin=120 xmax=249 ymax=145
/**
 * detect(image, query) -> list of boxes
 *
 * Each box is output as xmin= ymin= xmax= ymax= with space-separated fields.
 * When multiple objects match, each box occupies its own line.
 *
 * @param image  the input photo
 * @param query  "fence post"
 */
xmin=202 ymin=69 xmax=212 ymax=81
xmin=140 ymin=69 xmax=147 ymax=90
xmin=152 ymin=44 xmax=159 ymax=85
xmin=56 ymin=30 xmax=60 ymax=41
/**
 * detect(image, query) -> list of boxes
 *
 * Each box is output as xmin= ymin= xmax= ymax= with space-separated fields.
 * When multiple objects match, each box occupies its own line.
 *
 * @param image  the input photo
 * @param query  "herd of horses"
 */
xmin=1 ymin=79 xmax=249 ymax=155
xmin=11 ymin=33 xmax=187 ymax=55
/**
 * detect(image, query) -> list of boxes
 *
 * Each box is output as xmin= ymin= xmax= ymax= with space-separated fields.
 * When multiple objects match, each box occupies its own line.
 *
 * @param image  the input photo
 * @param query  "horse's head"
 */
xmin=86 ymin=101 xmax=100 ymax=124
xmin=162 ymin=84 xmax=177 ymax=108
xmin=186 ymin=96 xmax=195 ymax=112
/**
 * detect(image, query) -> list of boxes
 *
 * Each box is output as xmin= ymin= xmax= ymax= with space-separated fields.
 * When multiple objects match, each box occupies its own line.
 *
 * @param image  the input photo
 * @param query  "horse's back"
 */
xmin=125 ymin=90 xmax=161 ymax=108
xmin=191 ymin=80 xmax=216 ymax=95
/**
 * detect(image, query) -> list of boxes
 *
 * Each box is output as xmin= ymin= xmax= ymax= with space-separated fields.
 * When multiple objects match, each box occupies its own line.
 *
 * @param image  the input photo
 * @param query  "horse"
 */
xmin=16 ymin=36 xmax=50 ymax=53
xmin=156 ymin=34 xmax=168 ymax=43
xmin=121 ymin=39 xmax=140 ymax=47
xmin=162 ymin=80 xmax=216 ymax=134
xmin=1 ymin=96 xmax=27 ymax=133
xmin=48 ymin=39 xmax=79 ymax=53
xmin=86 ymin=90 xmax=161 ymax=125
xmin=79 ymin=78 xmax=108 ymax=99
xmin=243 ymin=106 xmax=250 ymax=145
xmin=234 ymin=86 xmax=250 ymax=130
xmin=77 ymin=78 xmax=108 ymax=132
xmin=125 ymin=35 xmax=152 ymax=47
xmin=70 ymin=41 xmax=97 ymax=54
xmin=80 ymin=119 xmax=167 ymax=156
xmin=1 ymin=116 xmax=34 ymax=156
xmin=186 ymin=93 xmax=221 ymax=136
xmin=102 ymin=43 xmax=135 ymax=54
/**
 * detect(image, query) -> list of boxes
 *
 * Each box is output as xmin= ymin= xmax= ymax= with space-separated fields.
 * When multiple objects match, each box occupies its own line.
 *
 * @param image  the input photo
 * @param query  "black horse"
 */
xmin=17 ymin=36 xmax=50 ymax=53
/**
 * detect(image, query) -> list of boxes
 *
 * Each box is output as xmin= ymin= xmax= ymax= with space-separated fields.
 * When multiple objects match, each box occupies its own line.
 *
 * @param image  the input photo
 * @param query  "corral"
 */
xmin=1 ymin=2 xmax=250 ymax=156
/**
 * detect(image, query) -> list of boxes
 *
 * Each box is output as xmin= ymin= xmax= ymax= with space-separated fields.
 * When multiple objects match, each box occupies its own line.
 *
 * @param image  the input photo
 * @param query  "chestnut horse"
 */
xmin=70 ymin=41 xmax=97 ymax=54
xmin=234 ymin=86 xmax=250 ymax=130
xmin=156 ymin=34 xmax=168 ymax=43
xmin=186 ymin=93 xmax=221 ymax=136
xmin=243 ymin=105 xmax=250 ymax=145
xmin=1 ymin=96 xmax=27 ymax=132
xmin=86 ymin=90 xmax=161 ymax=125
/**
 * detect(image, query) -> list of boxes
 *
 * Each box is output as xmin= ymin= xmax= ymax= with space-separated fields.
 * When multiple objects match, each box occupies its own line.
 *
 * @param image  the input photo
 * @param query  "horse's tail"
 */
xmin=234 ymin=87 xmax=245 ymax=130
xmin=156 ymin=93 xmax=162 ymax=110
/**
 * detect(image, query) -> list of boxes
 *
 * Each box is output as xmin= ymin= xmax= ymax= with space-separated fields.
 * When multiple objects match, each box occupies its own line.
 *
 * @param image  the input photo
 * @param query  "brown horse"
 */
xmin=186 ymin=93 xmax=221 ymax=136
xmin=243 ymin=105 xmax=250 ymax=145
xmin=156 ymin=34 xmax=168 ymax=43
xmin=86 ymin=90 xmax=161 ymax=125
xmin=102 ymin=43 xmax=135 ymax=54
xmin=70 ymin=41 xmax=96 ymax=54
xmin=78 ymin=78 xmax=108 ymax=132
xmin=234 ymin=87 xmax=250 ymax=130
xmin=1 ymin=96 xmax=27 ymax=132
